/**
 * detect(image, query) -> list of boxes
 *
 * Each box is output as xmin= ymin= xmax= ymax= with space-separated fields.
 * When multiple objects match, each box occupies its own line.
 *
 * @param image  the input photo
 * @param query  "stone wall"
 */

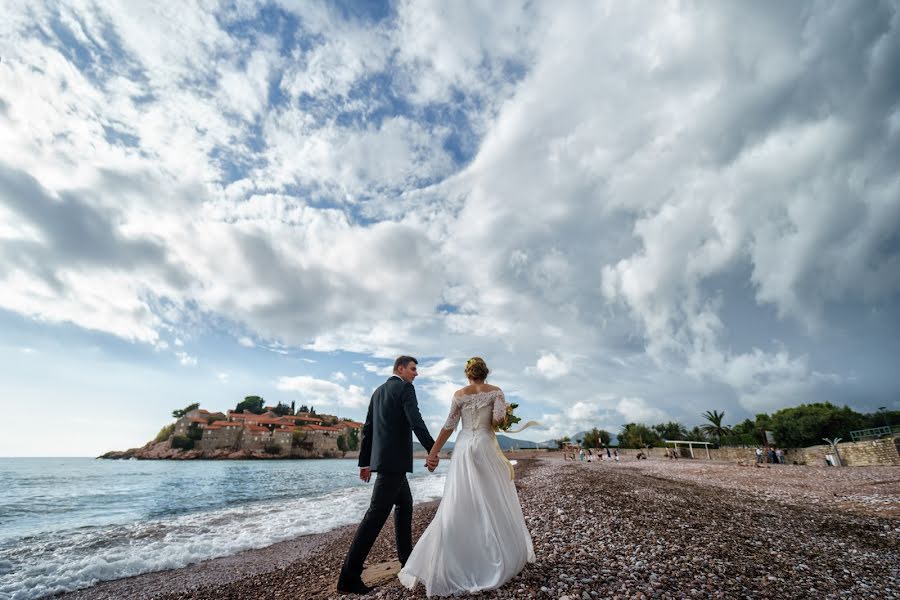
xmin=271 ymin=429 xmax=293 ymax=454
xmin=173 ymin=416 xmax=193 ymax=437
xmin=304 ymin=430 xmax=340 ymax=453
xmin=200 ymin=427 xmax=241 ymax=451
xmin=615 ymin=438 xmax=900 ymax=466
xmin=240 ymin=429 xmax=272 ymax=451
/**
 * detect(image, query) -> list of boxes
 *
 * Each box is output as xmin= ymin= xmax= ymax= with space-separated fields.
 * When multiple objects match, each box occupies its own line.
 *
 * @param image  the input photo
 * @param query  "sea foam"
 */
xmin=0 ymin=474 xmax=446 ymax=600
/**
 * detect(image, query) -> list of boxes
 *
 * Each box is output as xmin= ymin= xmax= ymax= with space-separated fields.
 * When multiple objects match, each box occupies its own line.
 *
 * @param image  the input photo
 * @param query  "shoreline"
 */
xmin=51 ymin=501 xmax=440 ymax=600
xmin=53 ymin=456 xmax=899 ymax=599
xmin=52 ymin=460 xmax=541 ymax=600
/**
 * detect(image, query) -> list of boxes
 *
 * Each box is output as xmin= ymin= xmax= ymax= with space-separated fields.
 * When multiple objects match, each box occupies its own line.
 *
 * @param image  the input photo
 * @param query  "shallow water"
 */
xmin=0 ymin=457 xmax=446 ymax=600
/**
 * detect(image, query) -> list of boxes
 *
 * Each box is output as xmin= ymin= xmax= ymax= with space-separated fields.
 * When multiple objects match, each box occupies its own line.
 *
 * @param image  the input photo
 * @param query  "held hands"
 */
xmin=425 ymin=454 xmax=440 ymax=472
xmin=359 ymin=467 xmax=371 ymax=483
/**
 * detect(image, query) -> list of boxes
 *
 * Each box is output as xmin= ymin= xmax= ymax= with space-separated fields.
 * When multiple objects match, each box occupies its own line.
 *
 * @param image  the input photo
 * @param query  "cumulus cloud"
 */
xmin=276 ymin=375 xmax=369 ymax=409
xmin=526 ymin=353 xmax=570 ymax=380
xmin=616 ymin=397 xmax=667 ymax=425
xmin=2 ymin=1 xmax=898 ymax=440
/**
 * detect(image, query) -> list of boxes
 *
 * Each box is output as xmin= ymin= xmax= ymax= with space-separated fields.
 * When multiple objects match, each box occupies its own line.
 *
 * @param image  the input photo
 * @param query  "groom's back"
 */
xmin=366 ymin=377 xmax=414 ymax=473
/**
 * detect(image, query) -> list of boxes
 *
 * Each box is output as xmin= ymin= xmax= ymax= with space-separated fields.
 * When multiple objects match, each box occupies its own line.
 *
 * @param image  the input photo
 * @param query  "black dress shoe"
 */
xmin=336 ymin=579 xmax=374 ymax=595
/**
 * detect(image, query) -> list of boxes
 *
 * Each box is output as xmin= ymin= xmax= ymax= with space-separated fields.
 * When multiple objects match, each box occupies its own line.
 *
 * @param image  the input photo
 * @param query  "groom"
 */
xmin=337 ymin=356 xmax=438 ymax=594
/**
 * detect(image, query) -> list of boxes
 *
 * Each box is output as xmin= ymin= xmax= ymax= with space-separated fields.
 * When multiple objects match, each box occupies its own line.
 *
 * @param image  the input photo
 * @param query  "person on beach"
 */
xmin=337 ymin=356 xmax=437 ymax=595
xmin=398 ymin=357 xmax=535 ymax=597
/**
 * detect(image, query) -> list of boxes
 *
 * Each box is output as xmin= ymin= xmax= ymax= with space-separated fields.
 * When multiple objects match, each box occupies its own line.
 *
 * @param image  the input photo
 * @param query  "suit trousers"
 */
xmin=340 ymin=471 xmax=414 ymax=582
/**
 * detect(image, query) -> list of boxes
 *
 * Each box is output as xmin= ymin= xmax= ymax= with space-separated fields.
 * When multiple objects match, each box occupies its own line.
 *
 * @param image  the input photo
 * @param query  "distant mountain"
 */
xmin=538 ymin=431 xmax=619 ymax=448
xmin=495 ymin=434 xmax=541 ymax=450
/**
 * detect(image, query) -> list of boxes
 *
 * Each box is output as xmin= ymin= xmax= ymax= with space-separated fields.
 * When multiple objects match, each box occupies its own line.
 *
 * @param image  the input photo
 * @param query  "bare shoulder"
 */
xmin=457 ymin=383 xmax=502 ymax=395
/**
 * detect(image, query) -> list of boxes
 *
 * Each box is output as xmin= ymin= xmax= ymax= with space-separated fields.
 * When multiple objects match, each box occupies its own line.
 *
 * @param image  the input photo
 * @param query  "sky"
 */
xmin=1 ymin=1 xmax=899 ymax=457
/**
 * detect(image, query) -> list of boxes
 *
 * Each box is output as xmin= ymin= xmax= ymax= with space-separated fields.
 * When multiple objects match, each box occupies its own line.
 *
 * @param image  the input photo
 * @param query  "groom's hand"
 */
xmin=359 ymin=467 xmax=371 ymax=482
xmin=426 ymin=455 xmax=439 ymax=471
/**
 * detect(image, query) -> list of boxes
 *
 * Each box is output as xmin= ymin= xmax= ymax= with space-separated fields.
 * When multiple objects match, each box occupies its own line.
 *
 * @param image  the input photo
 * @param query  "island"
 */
xmin=100 ymin=398 xmax=363 ymax=460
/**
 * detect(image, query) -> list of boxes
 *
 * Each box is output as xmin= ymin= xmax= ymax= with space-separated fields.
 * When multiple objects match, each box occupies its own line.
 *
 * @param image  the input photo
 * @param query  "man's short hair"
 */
xmin=393 ymin=355 xmax=418 ymax=371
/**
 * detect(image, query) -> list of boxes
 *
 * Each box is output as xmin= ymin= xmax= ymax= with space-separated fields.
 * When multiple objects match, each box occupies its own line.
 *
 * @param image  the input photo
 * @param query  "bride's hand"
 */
xmin=426 ymin=454 xmax=439 ymax=471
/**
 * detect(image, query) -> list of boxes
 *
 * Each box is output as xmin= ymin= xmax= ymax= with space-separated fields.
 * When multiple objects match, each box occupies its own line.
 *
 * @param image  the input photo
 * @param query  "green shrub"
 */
xmin=155 ymin=424 xmax=176 ymax=443
xmin=170 ymin=435 xmax=194 ymax=450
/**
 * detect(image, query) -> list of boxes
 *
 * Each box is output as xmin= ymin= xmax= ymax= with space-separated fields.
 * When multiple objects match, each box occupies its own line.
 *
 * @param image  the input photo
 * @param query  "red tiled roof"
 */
xmin=341 ymin=421 xmax=364 ymax=428
xmin=245 ymin=424 xmax=270 ymax=433
xmin=301 ymin=424 xmax=344 ymax=432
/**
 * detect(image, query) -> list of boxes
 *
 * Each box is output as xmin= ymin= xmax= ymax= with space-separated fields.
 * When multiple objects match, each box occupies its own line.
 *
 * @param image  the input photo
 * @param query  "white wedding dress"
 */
xmin=398 ymin=389 xmax=535 ymax=597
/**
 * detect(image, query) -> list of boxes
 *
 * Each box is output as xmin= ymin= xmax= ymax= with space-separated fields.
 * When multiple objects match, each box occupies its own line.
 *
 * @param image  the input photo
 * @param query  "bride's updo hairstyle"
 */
xmin=464 ymin=357 xmax=490 ymax=381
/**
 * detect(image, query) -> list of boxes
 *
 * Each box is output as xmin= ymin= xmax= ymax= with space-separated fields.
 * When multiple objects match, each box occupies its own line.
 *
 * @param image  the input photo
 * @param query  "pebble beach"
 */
xmin=57 ymin=456 xmax=899 ymax=600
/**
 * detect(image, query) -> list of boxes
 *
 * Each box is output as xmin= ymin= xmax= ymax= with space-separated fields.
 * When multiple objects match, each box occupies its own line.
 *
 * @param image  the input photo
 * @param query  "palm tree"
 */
xmin=700 ymin=410 xmax=732 ymax=442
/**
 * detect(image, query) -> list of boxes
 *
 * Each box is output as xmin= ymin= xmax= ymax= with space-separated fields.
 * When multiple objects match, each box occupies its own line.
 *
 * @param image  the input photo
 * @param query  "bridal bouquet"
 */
xmin=496 ymin=403 xmax=521 ymax=432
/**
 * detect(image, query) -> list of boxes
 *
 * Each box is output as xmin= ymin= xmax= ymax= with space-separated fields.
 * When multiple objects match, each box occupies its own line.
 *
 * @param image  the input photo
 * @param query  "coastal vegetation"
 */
xmin=155 ymin=424 xmax=175 ymax=443
xmin=612 ymin=402 xmax=898 ymax=449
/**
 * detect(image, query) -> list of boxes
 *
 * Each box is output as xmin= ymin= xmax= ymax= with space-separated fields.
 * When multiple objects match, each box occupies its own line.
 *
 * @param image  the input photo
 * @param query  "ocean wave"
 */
xmin=0 ymin=474 xmax=446 ymax=600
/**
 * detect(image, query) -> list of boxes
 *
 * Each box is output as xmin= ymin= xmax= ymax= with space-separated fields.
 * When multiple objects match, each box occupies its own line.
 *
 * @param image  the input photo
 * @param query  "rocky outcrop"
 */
xmin=98 ymin=440 xmax=343 ymax=460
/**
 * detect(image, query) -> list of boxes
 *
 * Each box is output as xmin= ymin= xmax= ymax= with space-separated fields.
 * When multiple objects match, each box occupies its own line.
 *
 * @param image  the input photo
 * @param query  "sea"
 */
xmin=0 ymin=457 xmax=448 ymax=600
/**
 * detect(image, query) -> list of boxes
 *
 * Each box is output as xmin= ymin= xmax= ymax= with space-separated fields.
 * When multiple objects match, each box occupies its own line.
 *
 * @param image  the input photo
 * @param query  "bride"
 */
xmin=398 ymin=357 xmax=535 ymax=596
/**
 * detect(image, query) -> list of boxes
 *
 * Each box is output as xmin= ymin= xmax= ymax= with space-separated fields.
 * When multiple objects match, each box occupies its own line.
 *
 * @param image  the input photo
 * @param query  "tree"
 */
xmin=618 ymin=423 xmax=661 ymax=448
xmin=652 ymin=421 xmax=688 ymax=441
xmin=769 ymin=402 xmax=867 ymax=448
xmin=291 ymin=401 xmax=296 ymax=415
xmin=754 ymin=412 xmax=772 ymax=433
xmin=337 ymin=435 xmax=348 ymax=457
xmin=347 ymin=428 xmax=360 ymax=451
xmin=297 ymin=404 xmax=309 ymax=414
xmin=700 ymin=410 xmax=732 ymax=442
xmin=863 ymin=408 xmax=900 ymax=430
xmin=172 ymin=403 xmax=200 ymax=419
xmin=236 ymin=396 xmax=265 ymax=414
xmin=581 ymin=428 xmax=611 ymax=448
xmin=272 ymin=402 xmax=293 ymax=416
xmin=554 ymin=436 xmax=571 ymax=449
xmin=731 ymin=418 xmax=756 ymax=436
xmin=684 ymin=426 xmax=708 ymax=442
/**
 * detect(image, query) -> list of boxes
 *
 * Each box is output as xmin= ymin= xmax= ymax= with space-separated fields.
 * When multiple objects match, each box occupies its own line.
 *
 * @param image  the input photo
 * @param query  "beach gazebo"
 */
xmin=664 ymin=439 xmax=713 ymax=459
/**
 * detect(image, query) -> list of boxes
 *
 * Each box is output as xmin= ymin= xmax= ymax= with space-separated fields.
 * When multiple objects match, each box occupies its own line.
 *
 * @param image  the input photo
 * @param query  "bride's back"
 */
xmin=453 ymin=385 xmax=504 ymax=431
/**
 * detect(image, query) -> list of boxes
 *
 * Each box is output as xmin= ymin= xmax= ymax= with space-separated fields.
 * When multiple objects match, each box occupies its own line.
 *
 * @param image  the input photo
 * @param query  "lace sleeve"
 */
xmin=442 ymin=394 xmax=461 ymax=431
xmin=492 ymin=390 xmax=508 ymax=425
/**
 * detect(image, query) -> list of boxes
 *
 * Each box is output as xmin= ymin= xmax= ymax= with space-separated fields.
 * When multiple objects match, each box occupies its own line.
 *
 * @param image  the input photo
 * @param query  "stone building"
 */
xmin=200 ymin=421 xmax=243 ymax=451
xmin=299 ymin=424 xmax=343 ymax=453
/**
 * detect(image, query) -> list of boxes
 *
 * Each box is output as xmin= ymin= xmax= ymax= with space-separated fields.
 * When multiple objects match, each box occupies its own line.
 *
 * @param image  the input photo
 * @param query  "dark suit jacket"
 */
xmin=358 ymin=376 xmax=435 ymax=473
